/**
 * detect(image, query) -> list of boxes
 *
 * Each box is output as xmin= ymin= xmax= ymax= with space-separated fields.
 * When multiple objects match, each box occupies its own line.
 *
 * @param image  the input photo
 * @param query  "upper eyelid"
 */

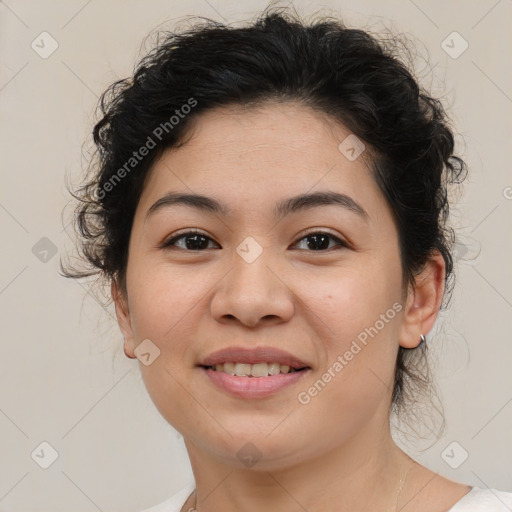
xmin=161 ymin=229 xmax=217 ymax=248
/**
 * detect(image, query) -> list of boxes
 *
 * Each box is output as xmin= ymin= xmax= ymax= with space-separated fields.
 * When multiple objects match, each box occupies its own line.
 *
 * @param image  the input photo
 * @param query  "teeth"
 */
xmin=210 ymin=362 xmax=299 ymax=377
xmin=268 ymin=363 xmax=281 ymax=375
xmin=234 ymin=363 xmax=251 ymax=376
xmin=223 ymin=362 xmax=236 ymax=375
xmin=251 ymin=363 xmax=268 ymax=377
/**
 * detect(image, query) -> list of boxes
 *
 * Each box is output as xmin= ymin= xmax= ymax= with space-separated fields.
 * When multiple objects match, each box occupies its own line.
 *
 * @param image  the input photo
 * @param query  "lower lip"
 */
xmin=200 ymin=367 xmax=309 ymax=399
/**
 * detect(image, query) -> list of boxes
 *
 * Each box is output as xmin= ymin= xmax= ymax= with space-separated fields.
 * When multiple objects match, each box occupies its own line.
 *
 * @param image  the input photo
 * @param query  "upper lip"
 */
xmin=199 ymin=346 xmax=311 ymax=370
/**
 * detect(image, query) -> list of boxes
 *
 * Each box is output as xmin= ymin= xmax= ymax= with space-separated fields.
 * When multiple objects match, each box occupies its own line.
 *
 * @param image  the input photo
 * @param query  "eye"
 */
xmin=160 ymin=229 xmax=349 ymax=252
xmin=292 ymin=231 xmax=349 ymax=251
xmin=161 ymin=230 xmax=219 ymax=251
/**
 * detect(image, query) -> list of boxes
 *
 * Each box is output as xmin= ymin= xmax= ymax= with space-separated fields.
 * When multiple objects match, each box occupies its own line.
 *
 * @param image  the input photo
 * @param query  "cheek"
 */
xmin=301 ymin=261 xmax=402 ymax=399
xmin=303 ymin=261 xmax=401 ymax=342
xmin=295 ymin=284 xmax=400 ymax=445
xmin=126 ymin=261 xmax=209 ymax=343
xmin=124 ymin=263 xmax=211 ymax=431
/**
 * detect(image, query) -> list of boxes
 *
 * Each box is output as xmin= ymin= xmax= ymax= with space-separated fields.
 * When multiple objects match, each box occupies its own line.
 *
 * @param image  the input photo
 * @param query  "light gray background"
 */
xmin=1 ymin=1 xmax=511 ymax=511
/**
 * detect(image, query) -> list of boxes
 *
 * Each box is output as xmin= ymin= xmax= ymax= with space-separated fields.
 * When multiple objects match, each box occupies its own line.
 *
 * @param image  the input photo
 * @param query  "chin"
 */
xmin=187 ymin=424 xmax=316 ymax=471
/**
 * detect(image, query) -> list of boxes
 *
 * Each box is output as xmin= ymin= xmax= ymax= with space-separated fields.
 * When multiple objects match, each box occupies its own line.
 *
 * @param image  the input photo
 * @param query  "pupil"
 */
xmin=307 ymin=234 xmax=329 ymax=250
xmin=186 ymin=235 xmax=208 ymax=250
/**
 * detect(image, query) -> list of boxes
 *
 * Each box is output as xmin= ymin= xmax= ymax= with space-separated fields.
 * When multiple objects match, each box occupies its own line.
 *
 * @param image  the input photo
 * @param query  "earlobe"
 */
xmin=111 ymin=280 xmax=137 ymax=359
xmin=398 ymin=251 xmax=446 ymax=349
xmin=123 ymin=342 xmax=136 ymax=359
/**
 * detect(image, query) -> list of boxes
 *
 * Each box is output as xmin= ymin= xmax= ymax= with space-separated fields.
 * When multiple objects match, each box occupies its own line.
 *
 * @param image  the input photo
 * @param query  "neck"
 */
xmin=183 ymin=421 xmax=414 ymax=512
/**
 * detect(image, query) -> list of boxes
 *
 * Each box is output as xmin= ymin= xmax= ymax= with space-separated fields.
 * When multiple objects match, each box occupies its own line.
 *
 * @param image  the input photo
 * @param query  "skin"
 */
xmin=113 ymin=102 xmax=470 ymax=511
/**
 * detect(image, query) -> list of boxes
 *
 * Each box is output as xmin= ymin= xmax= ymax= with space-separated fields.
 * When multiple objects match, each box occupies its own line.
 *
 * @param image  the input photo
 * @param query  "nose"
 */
xmin=210 ymin=249 xmax=295 ymax=328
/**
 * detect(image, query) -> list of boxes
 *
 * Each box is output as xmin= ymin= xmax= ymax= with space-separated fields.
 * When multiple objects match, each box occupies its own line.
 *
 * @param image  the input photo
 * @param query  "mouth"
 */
xmin=198 ymin=346 xmax=312 ymax=398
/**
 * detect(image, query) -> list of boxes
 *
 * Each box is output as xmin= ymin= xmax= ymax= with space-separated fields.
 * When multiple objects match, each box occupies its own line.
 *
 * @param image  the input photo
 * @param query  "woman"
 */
xmin=63 ymin=7 xmax=512 ymax=512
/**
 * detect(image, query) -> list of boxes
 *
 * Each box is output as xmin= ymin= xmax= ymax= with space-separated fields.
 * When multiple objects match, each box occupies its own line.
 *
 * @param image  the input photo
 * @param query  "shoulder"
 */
xmin=139 ymin=482 xmax=196 ymax=512
xmin=448 ymin=487 xmax=512 ymax=511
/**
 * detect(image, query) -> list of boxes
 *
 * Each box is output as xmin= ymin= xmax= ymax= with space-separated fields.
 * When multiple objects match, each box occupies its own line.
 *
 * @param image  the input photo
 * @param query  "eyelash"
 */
xmin=160 ymin=229 xmax=349 ymax=252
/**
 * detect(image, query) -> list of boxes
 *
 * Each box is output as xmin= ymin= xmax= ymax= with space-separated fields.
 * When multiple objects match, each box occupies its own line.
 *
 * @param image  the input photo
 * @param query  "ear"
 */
xmin=111 ymin=279 xmax=136 ymax=359
xmin=398 ymin=251 xmax=446 ymax=348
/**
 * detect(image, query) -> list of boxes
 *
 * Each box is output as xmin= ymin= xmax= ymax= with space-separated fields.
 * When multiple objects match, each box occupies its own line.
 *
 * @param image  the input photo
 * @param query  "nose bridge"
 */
xmin=210 ymin=236 xmax=294 ymax=326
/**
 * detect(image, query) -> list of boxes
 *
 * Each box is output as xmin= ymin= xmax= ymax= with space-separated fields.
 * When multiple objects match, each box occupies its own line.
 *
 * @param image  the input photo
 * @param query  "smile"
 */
xmin=200 ymin=365 xmax=311 ymax=399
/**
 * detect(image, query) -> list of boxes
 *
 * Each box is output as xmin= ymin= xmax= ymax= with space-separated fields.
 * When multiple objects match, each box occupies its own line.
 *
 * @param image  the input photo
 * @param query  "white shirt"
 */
xmin=140 ymin=482 xmax=512 ymax=512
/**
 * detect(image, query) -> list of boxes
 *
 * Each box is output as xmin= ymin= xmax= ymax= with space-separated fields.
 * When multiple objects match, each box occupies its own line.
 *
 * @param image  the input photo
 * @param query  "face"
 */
xmin=115 ymin=101 xmax=437 ymax=471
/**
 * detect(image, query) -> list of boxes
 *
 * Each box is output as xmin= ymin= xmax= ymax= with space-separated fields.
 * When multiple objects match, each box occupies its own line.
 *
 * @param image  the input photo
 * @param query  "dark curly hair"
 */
xmin=62 ymin=6 xmax=467 ymax=424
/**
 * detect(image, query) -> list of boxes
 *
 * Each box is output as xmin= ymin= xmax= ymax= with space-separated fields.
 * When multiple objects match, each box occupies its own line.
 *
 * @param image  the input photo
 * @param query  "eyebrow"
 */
xmin=146 ymin=190 xmax=368 ymax=221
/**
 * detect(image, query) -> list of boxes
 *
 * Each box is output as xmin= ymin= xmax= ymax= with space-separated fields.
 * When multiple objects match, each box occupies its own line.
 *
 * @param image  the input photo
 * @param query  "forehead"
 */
xmin=169 ymin=101 xmax=363 ymax=168
xmin=138 ymin=102 xmax=387 ymax=222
